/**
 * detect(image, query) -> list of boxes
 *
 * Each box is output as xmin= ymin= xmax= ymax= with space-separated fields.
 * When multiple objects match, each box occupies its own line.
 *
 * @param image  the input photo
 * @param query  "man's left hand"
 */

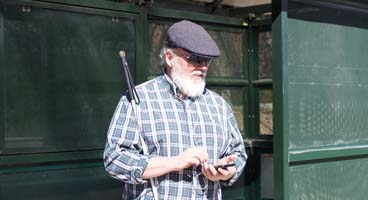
xmin=201 ymin=154 xmax=237 ymax=182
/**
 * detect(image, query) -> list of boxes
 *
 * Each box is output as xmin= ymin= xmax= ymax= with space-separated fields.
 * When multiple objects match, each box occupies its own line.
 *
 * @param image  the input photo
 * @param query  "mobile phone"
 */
xmin=213 ymin=163 xmax=235 ymax=170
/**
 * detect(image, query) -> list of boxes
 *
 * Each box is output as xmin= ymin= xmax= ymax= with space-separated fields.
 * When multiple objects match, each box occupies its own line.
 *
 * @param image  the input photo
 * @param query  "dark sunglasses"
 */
xmin=173 ymin=50 xmax=213 ymax=66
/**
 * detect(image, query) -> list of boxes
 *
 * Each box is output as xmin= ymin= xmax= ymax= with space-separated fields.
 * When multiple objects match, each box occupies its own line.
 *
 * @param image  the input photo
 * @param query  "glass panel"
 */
xmin=150 ymin=23 xmax=170 ymax=76
xmin=259 ymin=88 xmax=273 ymax=135
xmin=290 ymin=158 xmax=368 ymax=199
xmin=288 ymin=0 xmax=368 ymax=29
xmin=261 ymin=153 xmax=274 ymax=199
xmin=287 ymin=4 xmax=368 ymax=149
xmin=2 ymin=4 xmax=135 ymax=154
xmin=207 ymin=30 xmax=243 ymax=78
xmin=210 ymin=88 xmax=245 ymax=133
xmin=258 ymin=31 xmax=272 ymax=78
xmin=149 ymin=23 xmax=243 ymax=78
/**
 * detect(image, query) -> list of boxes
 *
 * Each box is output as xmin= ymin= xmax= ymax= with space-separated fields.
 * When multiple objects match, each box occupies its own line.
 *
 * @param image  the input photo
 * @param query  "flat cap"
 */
xmin=165 ymin=20 xmax=220 ymax=58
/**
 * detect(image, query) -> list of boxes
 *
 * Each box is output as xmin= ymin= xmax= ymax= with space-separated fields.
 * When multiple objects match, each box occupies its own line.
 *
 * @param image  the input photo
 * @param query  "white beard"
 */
xmin=171 ymin=62 xmax=206 ymax=98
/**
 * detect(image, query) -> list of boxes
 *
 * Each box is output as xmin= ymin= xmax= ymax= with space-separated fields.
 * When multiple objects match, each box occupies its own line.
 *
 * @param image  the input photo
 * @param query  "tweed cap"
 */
xmin=165 ymin=20 xmax=220 ymax=58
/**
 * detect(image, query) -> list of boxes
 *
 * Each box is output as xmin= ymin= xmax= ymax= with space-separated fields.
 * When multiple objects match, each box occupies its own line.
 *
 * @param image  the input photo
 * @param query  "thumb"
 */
xmin=223 ymin=154 xmax=237 ymax=163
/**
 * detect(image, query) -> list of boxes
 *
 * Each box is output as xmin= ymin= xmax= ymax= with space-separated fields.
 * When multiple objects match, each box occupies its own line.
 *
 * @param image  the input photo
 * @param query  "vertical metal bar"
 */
xmin=272 ymin=0 xmax=290 ymax=198
xmin=242 ymin=28 xmax=250 ymax=139
xmin=136 ymin=6 xmax=149 ymax=84
xmin=248 ymin=26 xmax=256 ymax=140
xmin=0 ymin=2 xmax=5 ymax=154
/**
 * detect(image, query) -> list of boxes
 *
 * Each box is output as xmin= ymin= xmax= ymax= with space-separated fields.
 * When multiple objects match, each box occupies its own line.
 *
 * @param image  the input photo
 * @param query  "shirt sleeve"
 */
xmin=103 ymin=95 xmax=152 ymax=184
xmin=220 ymin=103 xmax=248 ymax=186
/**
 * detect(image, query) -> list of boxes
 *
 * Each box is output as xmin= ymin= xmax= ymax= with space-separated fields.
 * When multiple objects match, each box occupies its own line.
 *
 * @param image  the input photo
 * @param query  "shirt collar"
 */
xmin=163 ymin=72 xmax=180 ymax=97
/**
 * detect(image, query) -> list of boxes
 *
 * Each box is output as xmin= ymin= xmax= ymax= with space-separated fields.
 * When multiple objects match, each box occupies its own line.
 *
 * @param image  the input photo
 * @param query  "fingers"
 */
xmin=189 ymin=147 xmax=208 ymax=164
xmin=201 ymin=163 xmax=219 ymax=181
xmin=177 ymin=147 xmax=209 ymax=170
xmin=222 ymin=154 xmax=237 ymax=163
xmin=217 ymin=168 xmax=229 ymax=176
xmin=189 ymin=158 xmax=201 ymax=166
xmin=201 ymin=163 xmax=236 ymax=182
xmin=202 ymin=154 xmax=237 ymax=181
xmin=197 ymin=148 xmax=209 ymax=163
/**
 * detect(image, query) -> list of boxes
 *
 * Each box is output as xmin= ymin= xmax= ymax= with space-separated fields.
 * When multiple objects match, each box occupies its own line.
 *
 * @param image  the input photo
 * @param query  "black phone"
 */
xmin=213 ymin=163 xmax=235 ymax=170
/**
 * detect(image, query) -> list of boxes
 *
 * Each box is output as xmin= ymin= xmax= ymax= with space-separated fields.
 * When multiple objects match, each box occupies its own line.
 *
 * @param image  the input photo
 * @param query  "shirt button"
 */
xmin=133 ymin=168 xmax=142 ymax=178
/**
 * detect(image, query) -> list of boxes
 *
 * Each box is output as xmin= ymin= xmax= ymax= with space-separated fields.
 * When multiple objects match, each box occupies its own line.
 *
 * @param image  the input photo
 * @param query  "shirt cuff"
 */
xmin=130 ymin=154 xmax=153 ymax=184
xmin=220 ymin=157 xmax=244 ymax=186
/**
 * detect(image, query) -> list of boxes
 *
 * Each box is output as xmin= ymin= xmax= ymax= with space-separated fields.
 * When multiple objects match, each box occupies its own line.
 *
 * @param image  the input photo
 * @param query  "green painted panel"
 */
xmin=287 ymin=18 xmax=368 ymax=149
xmin=0 ymin=166 xmax=122 ymax=200
xmin=1 ymin=2 xmax=136 ymax=154
xmin=289 ymin=158 xmax=368 ymax=200
xmin=149 ymin=22 xmax=244 ymax=78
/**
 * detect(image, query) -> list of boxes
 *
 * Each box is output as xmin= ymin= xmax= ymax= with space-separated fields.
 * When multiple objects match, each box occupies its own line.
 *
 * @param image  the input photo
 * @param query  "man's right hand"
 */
xmin=173 ymin=147 xmax=208 ymax=170
xmin=142 ymin=147 xmax=208 ymax=179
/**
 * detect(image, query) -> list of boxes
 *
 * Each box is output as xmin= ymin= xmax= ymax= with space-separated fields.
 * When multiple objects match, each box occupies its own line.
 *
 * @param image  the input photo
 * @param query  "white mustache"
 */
xmin=191 ymin=71 xmax=206 ymax=76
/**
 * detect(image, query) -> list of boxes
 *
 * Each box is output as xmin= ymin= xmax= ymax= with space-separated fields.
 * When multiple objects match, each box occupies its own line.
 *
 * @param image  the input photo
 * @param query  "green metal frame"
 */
xmin=253 ymin=28 xmax=273 ymax=141
xmin=0 ymin=150 xmax=103 ymax=173
xmin=272 ymin=5 xmax=289 ymax=200
xmin=245 ymin=25 xmax=274 ymax=200
xmin=272 ymin=1 xmax=368 ymax=199
xmin=0 ymin=1 xmax=4 ymax=155
xmin=290 ymin=145 xmax=368 ymax=163
xmin=35 ymin=0 xmax=140 ymax=13
xmin=147 ymin=7 xmax=244 ymax=26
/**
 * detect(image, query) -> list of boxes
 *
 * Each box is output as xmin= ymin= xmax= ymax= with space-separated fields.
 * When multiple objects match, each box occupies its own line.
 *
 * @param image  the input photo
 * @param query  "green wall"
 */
xmin=273 ymin=0 xmax=368 ymax=199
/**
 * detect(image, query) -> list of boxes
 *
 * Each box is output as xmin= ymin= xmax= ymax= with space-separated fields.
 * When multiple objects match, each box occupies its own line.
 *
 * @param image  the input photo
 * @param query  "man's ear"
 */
xmin=165 ymin=50 xmax=174 ymax=68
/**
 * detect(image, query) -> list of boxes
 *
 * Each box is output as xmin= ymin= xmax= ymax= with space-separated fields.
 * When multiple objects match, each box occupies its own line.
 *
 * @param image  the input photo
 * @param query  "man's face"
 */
xmin=167 ymin=49 xmax=212 ymax=98
xmin=172 ymin=48 xmax=211 ymax=80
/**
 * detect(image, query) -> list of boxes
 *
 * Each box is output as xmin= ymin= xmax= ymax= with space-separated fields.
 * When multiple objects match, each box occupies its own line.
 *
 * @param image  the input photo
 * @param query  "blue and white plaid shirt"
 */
xmin=104 ymin=74 xmax=247 ymax=200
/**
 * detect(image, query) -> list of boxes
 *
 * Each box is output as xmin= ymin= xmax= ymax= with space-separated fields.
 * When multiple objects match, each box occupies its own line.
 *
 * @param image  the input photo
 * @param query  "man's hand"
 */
xmin=142 ymin=147 xmax=208 ymax=179
xmin=173 ymin=147 xmax=208 ymax=171
xmin=201 ymin=154 xmax=237 ymax=182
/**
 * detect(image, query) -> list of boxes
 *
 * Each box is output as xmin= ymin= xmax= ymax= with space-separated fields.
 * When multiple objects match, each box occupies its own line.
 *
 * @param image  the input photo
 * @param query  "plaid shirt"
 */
xmin=104 ymin=74 xmax=247 ymax=200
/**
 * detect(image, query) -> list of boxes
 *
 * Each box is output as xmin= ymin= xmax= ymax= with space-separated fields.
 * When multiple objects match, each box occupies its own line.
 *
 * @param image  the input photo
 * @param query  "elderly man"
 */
xmin=104 ymin=20 xmax=247 ymax=200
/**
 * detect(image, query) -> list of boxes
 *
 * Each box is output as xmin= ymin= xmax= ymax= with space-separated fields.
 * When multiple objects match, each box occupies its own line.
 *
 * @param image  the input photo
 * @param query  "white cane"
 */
xmin=119 ymin=51 xmax=159 ymax=200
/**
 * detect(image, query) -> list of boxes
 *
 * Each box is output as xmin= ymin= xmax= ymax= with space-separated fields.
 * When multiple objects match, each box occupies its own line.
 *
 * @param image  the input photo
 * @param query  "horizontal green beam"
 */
xmin=10 ymin=0 xmax=141 ymax=14
xmin=147 ymin=76 xmax=249 ymax=86
xmin=206 ymin=77 xmax=248 ymax=86
xmin=251 ymin=78 xmax=272 ymax=86
xmin=244 ymin=139 xmax=273 ymax=149
xmin=289 ymin=145 xmax=368 ymax=163
xmin=0 ymin=150 xmax=103 ymax=167
xmin=148 ymin=7 xmax=245 ymax=27
xmin=0 ymin=160 xmax=103 ymax=174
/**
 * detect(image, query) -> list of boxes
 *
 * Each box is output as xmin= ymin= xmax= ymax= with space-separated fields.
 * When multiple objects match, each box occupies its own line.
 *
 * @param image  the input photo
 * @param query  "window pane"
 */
xmin=259 ymin=88 xmax=273 ymax=135
xmin=210 ymin=88 xmax=245 ymax=133
xmin=149 ymin=23 xmax=244 ymax=78
xmin=150 ymin=23 xmax=170 ymax=76
xmin=261 ymin=153 xmax=274 ymax=199
xmin=2 ymin=4 xmax=134 ymax=154
xmin=207 ymin=30 xmax=243 ymax=78
xmin=258 ymin=31 xmax=272 ymax=78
